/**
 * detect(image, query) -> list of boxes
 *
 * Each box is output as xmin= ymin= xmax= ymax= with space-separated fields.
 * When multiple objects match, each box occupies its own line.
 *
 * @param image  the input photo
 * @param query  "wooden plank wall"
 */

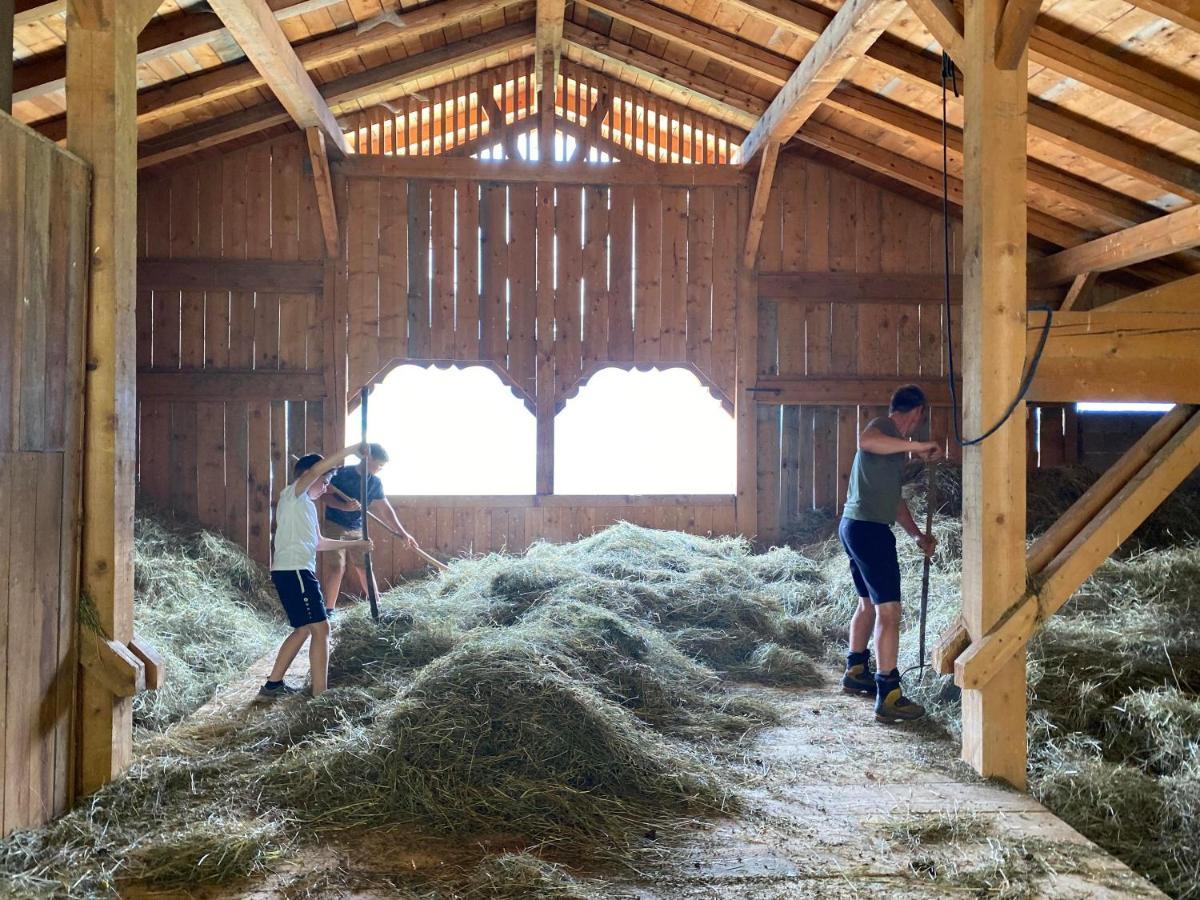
xmin=135 ymin=133 xmax=327 ymax=566
xmin=0 ymin=113 xmax=89 ymax=835
xmin=753 ymin=153 xmax=1072 ymax=545
xmin=338 ymin=175 xmax=740 ymax=411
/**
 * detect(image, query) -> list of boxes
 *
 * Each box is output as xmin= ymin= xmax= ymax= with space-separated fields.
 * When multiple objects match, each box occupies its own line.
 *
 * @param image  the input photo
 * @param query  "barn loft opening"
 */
xmin=348 ymin=364 xmax=536 ymax=495
xmin=554 ymin=366 xmax=736 ymax=494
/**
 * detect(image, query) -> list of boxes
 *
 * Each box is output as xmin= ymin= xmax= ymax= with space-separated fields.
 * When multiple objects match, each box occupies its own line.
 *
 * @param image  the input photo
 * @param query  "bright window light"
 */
xmin=1076 ymin=402 xmax=1175 ymax=413
xmin=554 ymin=368 xmax=735 ymax=494
xmin=350 ymin=365 xmax=535 ymax=495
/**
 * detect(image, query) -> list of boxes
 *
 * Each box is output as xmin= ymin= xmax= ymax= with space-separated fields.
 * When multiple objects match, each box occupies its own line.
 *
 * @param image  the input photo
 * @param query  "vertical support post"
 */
xmin=0 ymin=0 xmax=13 ymax=114
xmin=535 ymin=181 xmax=555 ymax=495
xmin=735 ymin=186 xmax=759 ymax=538
xmin=539 ymin=59 xmax=555 ymax=164
xmin=65 ymin=0 xmax=141 ymax=794
xmin=960 ymin=0 xmax=1029 ymax=789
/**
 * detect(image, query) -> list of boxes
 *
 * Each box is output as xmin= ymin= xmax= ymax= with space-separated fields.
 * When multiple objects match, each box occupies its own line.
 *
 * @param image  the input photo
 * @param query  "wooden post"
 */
xmin=539 ymin=58 xmax=555 ymax=163
xmin=535 ymin=181 xmax=555 ymax=494
xmin=735 ymin=186 xmax=758 ymax=538
xmin=65 ymin=0 xmax=143 ymax=795
xmin=959 ymin=0 xmax=1030 ymax=790
xmin=1 ymin=0 xmax=13 ymax=113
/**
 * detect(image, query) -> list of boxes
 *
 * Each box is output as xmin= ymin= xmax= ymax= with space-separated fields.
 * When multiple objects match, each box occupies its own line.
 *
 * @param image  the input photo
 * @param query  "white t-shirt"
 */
xmin=271 ymin=481 xmax=319 ymax=572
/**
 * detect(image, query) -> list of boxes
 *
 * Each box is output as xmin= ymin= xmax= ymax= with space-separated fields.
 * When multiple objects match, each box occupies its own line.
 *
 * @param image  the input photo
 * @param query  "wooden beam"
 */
xmin=735 ymin=189 xmax=758 ymax=538
xmin=739 ymin=0 xmax=906 ymax=164
xmin=956 ymin=406 xmax=1200 ymax=690
xmin=305 ymin=127 xmax=339 ymax=258
xmin=66 ymin=0 xmax=139 ymax=798
xmin=720 ymin=0 xmax=1200 ymax=201
xmin=1124 ymin=0 xmax=1200 ymax=32
xmin=535 ymin=0 xmax=566 ymax=93
xmin=751 ymin=375 xmax=956 ymax=406
xmin=1059 ymin=270 xmax=1097 ymax=311
xmin=136 ymin=21 xmax=534 ymax=167
xmin=759 ymin=270 xmax=964 ymax=302
xmin=339 ymin=155 xmax=748 ymax=187
xmin=959 ymin=0 xmax=1029 ymax=790
xmin=127 ymin=635 xmax=165 ymax=691
xmin=134 ymin=0 xmax=161 ymax=28
xmin=137 ymin=258 xmax=325 ymax=292
xmin=204 ymin=0 xmax=347 ymax=155
xmin=14 ymin=0 xmax=59 ymax=26
xmin=1031 ymin=205 xmax=1200 ymax=286
xmin=14 ymin=0 xmax=349 ymax=107
xmin=743 ymin=140 xmax=781 ymax=268
xmin=80 ymin=631 xmax=145 ymax=699
xmin=1096 ymin=272 xmax=1200 ymax=314
xmin=993 ymin=0 xmax=1041 ymax=70
xmin=138 ymin=371 xmax=326 ymax=401
xmin=904 ymin=0 xmax=964 ymax=59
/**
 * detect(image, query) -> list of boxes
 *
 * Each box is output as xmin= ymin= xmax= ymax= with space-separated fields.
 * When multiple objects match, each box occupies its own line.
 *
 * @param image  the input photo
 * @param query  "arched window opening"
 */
xmin=348 ymin=365 xmax=536 ymax=495
xmin=554 ymin=367 xmax=735 ymax=494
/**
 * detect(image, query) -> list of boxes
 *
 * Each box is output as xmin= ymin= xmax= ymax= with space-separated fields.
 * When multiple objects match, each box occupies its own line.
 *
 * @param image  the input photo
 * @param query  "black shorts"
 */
xmin=838 ymin=518 xmax=902 ymax=605
xmin=270 ymin=569 xmax=329 ymax=627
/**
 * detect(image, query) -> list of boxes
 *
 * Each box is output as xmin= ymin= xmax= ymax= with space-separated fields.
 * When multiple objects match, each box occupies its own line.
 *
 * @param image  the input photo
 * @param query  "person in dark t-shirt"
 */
xmin=320 ymin=443 xmax=420 ymax=612
xmin=839 ymin=384 xmax=942 ymax=723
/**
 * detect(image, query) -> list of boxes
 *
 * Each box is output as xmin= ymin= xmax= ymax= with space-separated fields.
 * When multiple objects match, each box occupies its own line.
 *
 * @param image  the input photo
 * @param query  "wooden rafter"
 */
xmin=14 ymin=0 xmax=59 ymax=27
xmin=1125 ymin=0 xmax=1200 ymax=31
xmin=136 ymin=21 xmax=534 ymax=167
xmin=904 ymin=0 xmax=964 ymax=59
xmin=1059 ymin=271 xmax=1097 ymax=311
xmin=739 ymin=0 xmax=907 ymax=165
xmin=1031 ymin=205 xmax=1200 ymax=286
xmin=204 ymin=0 xmax=347 ymax=156
xmin=720 ymin=0 xmax=1200 ymax=201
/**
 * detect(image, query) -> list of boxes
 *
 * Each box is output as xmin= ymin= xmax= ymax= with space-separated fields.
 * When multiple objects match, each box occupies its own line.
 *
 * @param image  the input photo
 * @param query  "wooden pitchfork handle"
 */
xmin=327 ymin=483 xmax=449 ymax=571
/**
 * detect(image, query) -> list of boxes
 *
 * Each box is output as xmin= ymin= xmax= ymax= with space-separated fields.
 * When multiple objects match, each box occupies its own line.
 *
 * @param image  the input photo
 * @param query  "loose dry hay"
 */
xmin=0 ymin=523 xmax=831 ymax=897
xmin=131 ymin=509 xmax=287 ymax=731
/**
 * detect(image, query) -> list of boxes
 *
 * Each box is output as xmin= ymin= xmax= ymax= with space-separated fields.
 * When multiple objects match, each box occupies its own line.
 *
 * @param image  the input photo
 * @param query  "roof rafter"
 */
xmin=904 ymin=0 xmax=964 ymax=59
xmin=205 ymin=0 xmax=347 ymax=156
xmin=136 ymin=21 xmax=535 ymax=167
xmin=1124 ymin=0 xmax=1200 ymax=32
xmin=739 ymin=0 xmax=907 ymax=165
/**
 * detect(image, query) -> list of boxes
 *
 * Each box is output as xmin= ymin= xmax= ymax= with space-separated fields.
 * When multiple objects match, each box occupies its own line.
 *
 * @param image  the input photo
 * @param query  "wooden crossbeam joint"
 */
xmin=128 ymin=634 xmax=165 ymax=690
xmin=904 ymin=0 xmax=964 ymax=60
xmin=305 ymin=127 xmax=341 ymax=258
xmin=81 ymin=629 xmax=146 ymax=698
xmin=994 ymin=0 xmax=1041 ymax=69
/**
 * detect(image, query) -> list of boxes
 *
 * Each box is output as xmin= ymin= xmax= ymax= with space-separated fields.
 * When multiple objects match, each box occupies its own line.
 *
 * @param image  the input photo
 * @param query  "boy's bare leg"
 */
xmin=874 ymin=602 xmax=901 ymax=673
xmin=268 ymin=627 xmax=310 ymax=681
xmin=349 ymin=563 xmax=369 ymax=598
xmin=848 ymin=597 xmax=875 ymax=654
xmin=309 ymin=621 xmax=331 ymax=695
xmin=321 ymin=552 xmax=347 ymax=611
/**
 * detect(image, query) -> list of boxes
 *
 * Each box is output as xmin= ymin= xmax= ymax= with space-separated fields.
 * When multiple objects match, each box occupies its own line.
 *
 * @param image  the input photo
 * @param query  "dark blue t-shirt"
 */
xmin=326 ymin=466 xmax=384 ymax=529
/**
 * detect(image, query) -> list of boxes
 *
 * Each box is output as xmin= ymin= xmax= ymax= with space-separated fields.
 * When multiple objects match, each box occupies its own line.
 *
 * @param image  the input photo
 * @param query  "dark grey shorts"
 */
xmin=838 ymin=518 xmax=902 ymax=605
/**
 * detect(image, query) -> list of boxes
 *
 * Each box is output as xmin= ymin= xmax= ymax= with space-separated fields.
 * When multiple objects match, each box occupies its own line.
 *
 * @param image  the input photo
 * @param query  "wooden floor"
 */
xmin=133 ymin=651 xmax=1165 ymax=899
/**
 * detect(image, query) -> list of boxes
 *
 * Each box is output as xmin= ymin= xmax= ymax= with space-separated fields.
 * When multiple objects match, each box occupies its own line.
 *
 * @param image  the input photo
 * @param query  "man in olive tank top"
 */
xmin=840 ymin=384 xmax=942 ymax=722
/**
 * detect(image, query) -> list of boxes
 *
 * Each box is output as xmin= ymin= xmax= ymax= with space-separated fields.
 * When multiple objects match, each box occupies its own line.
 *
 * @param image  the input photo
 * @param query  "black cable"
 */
xmin=939 ymin=52 xmax=1054 ymax=448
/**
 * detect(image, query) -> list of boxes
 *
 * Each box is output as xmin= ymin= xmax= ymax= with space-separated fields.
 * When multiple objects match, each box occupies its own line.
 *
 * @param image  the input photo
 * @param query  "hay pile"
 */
xmin=0 ymin=524 xmax=828 ymax=897
xmin=131 ymin=510 xmax=286 ymax=730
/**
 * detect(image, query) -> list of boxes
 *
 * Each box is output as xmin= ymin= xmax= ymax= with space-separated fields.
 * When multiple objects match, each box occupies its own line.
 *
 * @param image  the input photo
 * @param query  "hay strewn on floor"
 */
xmin=132 ymin=510 xmax=286 ymax=730
xmin=0 ymin=524 xmax=828 ymax=898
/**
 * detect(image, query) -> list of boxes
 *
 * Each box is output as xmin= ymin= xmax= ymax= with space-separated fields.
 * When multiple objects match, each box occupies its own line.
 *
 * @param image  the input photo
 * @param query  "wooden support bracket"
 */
xmin=81 ymin=630 xmax=146 ymax=698
xmin=1059 ymin=270 xmax=1097 ymax=311
xmin=904 ymin=0 xmax=964 ymax=60
xmin=994 ymin=0 xmax=1042 ymax=69
xmin=128 ymin=634 xmax=165 ymax=690
xmin=953 ymin=405 xmax=1200 ymax=689
xmin=743 ymin=140 xmax=780 ymax=269
xmin=305 ymin=126 xmax=340 ymax=258
xmin=931 ymin=615 xmax=969 ymax=675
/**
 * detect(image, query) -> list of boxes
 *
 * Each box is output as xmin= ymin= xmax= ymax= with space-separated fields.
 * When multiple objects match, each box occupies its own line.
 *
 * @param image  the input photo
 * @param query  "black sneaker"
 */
xmin=257 ymin=681 xmax=302 ymax=700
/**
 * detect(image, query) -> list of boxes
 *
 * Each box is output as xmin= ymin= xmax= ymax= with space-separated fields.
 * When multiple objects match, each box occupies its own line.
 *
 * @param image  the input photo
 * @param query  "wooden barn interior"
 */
xmin=1 ymin=0 xmax=1199 ymax=894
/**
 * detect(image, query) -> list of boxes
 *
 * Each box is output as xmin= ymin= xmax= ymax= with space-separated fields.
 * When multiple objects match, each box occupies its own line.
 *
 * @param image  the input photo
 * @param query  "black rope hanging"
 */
xmin=939 ymin=52 xmax=1056 ymax=448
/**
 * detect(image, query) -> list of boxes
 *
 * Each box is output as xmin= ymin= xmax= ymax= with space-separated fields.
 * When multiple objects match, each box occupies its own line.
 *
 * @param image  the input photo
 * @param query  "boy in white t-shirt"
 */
xmin=260 ymin=446 xmax=374 ymax=700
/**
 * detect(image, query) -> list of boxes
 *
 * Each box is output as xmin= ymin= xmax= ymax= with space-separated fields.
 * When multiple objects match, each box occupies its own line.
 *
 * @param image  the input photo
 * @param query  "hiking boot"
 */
xmin=874 ymin=670 xmax=926 ymax=723
xmin=257 ymin=681 xmax=302 ymax=700
xmin=842 ymin=651 xmax=875 ymax=696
